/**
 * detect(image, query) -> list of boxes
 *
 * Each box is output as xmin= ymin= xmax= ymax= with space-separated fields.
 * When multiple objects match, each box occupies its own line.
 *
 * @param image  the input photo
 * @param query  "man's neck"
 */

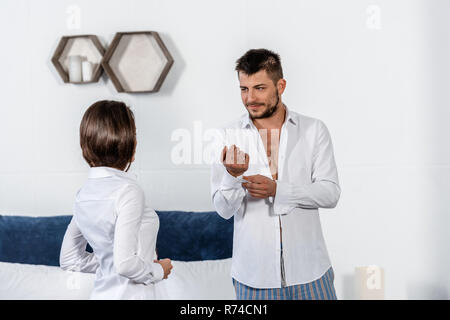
xmin=252 ymin=103 xmax=286 ymax=130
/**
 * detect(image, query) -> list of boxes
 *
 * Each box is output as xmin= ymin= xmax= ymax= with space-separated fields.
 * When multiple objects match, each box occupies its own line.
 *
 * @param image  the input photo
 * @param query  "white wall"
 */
xmin=1 ymin=0 xmax=449 ymax=299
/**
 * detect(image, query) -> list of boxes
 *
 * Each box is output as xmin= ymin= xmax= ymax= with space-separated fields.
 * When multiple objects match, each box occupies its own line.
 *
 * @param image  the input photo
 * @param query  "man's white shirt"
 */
xmin=211 ymin=106 xmax=340 ymax=288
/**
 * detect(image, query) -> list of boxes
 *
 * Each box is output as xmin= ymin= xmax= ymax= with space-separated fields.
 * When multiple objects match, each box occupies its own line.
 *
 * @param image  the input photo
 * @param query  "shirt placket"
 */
xmin=278 ymin=123 xmax=288 ymax=287
xmin=251 ymin=121 xmax=289 ymax=288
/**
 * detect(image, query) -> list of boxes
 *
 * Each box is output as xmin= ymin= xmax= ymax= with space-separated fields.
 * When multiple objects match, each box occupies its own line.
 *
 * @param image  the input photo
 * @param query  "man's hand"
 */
xmin=154 ymin=258 xmax=173 ymax=279
xmin=222 ymin=145 xmax=249 ymax=177
xmin=242 ymin=174 xmax=277 ymax=199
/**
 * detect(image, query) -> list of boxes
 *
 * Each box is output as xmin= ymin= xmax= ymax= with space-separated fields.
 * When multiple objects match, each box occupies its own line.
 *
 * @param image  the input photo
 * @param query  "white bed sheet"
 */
xmin=0 ymin=259 xmax=236 ymax=300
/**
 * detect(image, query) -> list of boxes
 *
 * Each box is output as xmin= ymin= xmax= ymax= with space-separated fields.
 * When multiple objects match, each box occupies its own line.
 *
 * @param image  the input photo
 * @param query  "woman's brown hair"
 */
xmin=80 ymin=100 xmax=136 ymax=172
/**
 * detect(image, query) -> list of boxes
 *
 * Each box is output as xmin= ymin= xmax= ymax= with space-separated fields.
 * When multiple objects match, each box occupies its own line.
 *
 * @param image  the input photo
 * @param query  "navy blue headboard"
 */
xmin=0 ymin=211 xmax=233 ymax=267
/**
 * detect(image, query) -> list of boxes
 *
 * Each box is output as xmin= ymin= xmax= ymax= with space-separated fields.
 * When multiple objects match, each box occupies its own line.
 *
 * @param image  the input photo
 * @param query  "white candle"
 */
xmin=82 ymin=61 xmax=93 ymax=82
xmin=355 ymin=265 xmax=385 ymax=299
xmin=68 ymin=55 xmax=82 ymax=83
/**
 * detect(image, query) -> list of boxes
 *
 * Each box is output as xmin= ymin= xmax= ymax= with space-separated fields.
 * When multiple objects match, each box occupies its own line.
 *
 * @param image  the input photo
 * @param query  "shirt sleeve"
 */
xmin=273 ymin=120 xmax=341 ymax=215
xmin=60 ymin=217 xmax=98 ymax=273
xmin=113 ymin=183 xmax=164 ymax=285
xmin=210 ymin=129 xmax=247 ymax=220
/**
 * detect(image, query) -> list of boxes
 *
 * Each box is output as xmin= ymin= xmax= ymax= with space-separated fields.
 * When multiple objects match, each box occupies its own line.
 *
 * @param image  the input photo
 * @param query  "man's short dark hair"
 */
xmin=235 ymin=49 xmax=284 ymax=84
xmin=80 ymin=100 xmax=136 ymax=171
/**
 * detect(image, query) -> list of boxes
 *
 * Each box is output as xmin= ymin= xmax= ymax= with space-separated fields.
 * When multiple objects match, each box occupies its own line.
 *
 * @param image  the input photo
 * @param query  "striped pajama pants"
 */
xmin=232 ymin=267 xmax=337 ymax=300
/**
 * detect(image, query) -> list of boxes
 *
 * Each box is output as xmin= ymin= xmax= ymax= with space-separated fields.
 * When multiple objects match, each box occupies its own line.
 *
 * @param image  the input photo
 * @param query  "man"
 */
xmin=210 ymin=49 xmax=341 ymax=300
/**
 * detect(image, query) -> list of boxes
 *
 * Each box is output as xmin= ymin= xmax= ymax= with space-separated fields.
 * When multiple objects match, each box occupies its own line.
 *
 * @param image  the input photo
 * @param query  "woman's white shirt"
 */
xmin=60 ymin=166 xmax=164 ymax=299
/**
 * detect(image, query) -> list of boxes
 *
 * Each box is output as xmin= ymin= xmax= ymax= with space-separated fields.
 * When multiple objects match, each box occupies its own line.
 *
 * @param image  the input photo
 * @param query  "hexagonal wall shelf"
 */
xmin=102 ymin=31 xmax=174 ymax=93
xmin=51 ymin=35 xmax=106 ymax=84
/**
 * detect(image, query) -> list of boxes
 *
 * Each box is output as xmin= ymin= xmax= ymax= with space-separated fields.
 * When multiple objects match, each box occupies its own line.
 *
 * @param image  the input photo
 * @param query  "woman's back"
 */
xmin=65 ymin=166 xmax=162 ymax=299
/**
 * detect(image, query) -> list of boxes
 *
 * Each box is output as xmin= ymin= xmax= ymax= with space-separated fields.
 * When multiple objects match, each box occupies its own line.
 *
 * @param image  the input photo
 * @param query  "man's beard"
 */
xmin=248 ymin=93 xmax=280 ymax=120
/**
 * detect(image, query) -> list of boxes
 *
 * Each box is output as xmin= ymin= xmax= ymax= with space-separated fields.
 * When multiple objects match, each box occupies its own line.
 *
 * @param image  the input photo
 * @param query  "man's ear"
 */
xmin=277 ymin=78 xmax=286 ymax=95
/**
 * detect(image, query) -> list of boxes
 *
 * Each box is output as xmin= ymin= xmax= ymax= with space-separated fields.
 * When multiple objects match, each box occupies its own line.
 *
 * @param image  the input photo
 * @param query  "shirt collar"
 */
xmin=240 ymin=104 xmax=297 ymax=129
xmin=88 ymin=166 xmax=137 ymax=181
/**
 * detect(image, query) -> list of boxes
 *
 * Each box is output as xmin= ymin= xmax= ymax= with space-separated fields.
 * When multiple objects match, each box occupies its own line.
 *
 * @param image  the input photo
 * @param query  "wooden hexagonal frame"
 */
xmin=51 ymin=35 xmax=106 ymax=84
xmin=101 ymin=31 xmax=174 ymax=93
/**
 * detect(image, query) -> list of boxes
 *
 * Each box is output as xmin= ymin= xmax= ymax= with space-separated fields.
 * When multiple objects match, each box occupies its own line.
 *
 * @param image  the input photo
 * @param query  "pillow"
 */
xmin=0 ymin=215 xmax=72 ymax=266
xmin=156 ymin=211 xmax=234 ymax=261
xmin=0 ymin=212 xmax=233 ymax=265
xmin=0 ymin=261 xmax=94 ymax=299
xmin=162 ymin=259 xmax=236 ymax=300
xmin=0 ymin=259 xmax=236 ymax=300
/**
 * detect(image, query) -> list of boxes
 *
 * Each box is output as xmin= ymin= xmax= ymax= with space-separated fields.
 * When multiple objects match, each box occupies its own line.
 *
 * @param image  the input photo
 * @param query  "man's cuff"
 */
xmin=221 ymin=170 xmax=244 ymax=189
xmin=273 ymin=180 xmax=295 ymax=215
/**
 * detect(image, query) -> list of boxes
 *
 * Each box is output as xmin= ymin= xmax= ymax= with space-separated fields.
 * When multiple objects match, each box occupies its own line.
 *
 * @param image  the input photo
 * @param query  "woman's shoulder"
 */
xmin=118 ymin=180 xmax=144 ymax=197
xmin=114 ymin=180 xmax=146 ymax=207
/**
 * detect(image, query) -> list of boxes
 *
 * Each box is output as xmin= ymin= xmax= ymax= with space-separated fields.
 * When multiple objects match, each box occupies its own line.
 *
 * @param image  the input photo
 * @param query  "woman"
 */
xmin=60 ymin=100 xmax=172 ymax=299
